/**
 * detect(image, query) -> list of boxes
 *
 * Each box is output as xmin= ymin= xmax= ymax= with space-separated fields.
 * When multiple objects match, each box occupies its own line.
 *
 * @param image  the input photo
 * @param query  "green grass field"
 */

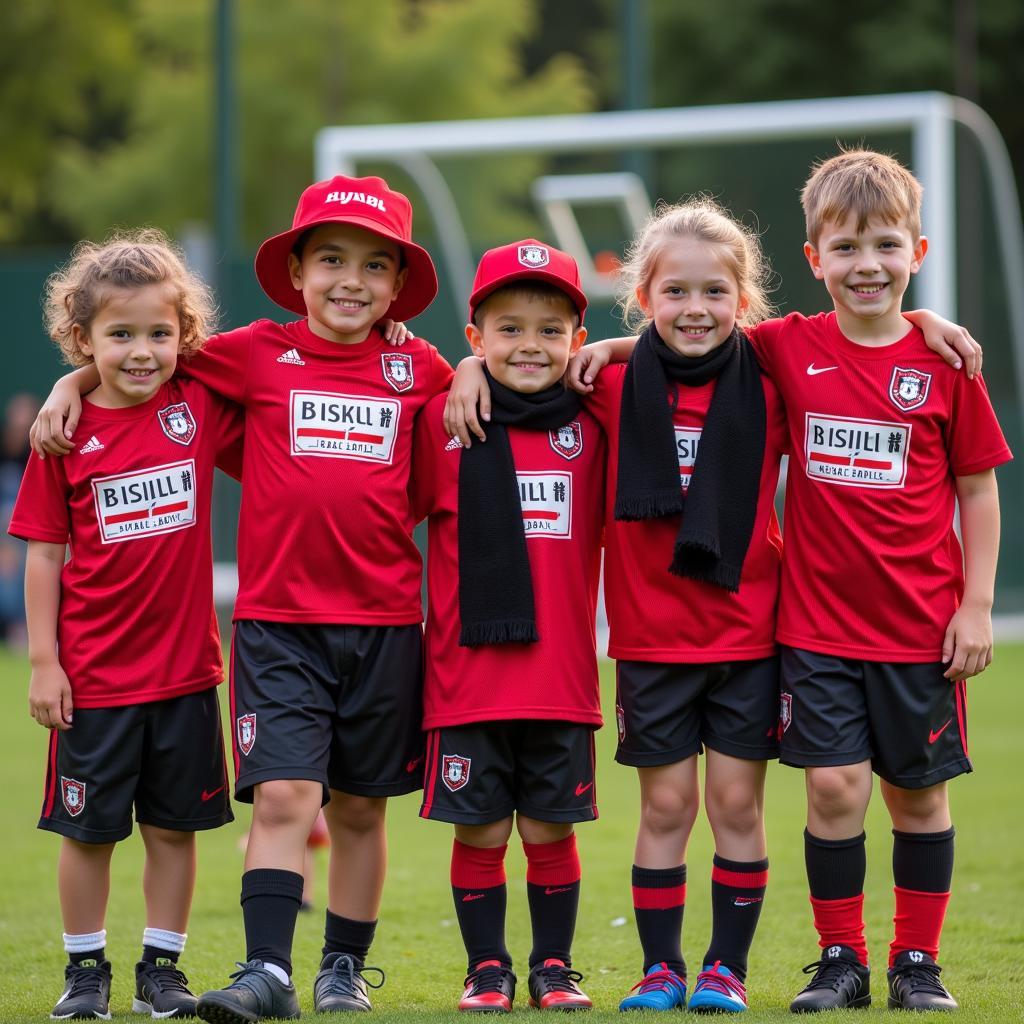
xmin=2 ymin=645 xmax=1022 ymax=1023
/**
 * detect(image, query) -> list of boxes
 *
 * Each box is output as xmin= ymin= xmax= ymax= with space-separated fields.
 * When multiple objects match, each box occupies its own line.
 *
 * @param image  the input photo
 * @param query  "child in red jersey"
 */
xmin=413 ymin=241 xmax=604 ymax=1013
xmin=11 ymin=230 xmax=241 ymax=1020
xmin=31 ymin=177 xmax=453 ymax=1022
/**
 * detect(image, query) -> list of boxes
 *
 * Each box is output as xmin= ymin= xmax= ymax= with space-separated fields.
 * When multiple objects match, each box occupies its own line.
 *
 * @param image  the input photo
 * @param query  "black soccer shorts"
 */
xmin=420 ymin=720 xmax=598 ymax=825
xmin=229 ymin=620 xmax=425 ymax=802
xmin=614 ymin=656 xmax=781 ymax=767
xmin=38 ymin=688 xmax=233 ymax=843
xmin=778 ymin=646 xmax=972 ymax=788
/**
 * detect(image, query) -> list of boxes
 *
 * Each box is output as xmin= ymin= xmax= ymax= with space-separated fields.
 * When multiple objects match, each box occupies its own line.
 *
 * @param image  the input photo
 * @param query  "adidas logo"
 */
xmin=277 ymin=348 xmax=305 ymax=365
xmin=79 ymin=435 xmax=104 ymax=454
xmin=444 ymin=435 xmax=463 ymax=451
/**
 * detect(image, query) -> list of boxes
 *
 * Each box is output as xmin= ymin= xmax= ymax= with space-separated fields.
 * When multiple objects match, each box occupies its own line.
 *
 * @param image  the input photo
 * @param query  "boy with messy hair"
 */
xmin=748 ymin=149 xmax=1011 ymax=1013
xmin=412 ymin=240 xmax=605 ymax=1013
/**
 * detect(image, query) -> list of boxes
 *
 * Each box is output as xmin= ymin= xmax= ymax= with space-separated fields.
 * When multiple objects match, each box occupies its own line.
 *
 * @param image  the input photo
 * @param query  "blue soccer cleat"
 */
xmin=687 ymin=961 xmax=747 ymax=1014
xmin=619 ymin=962 xmax=687 ymax=1012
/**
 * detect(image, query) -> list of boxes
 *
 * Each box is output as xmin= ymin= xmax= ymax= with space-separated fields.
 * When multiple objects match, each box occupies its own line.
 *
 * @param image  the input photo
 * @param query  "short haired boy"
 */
xmin=411 ymin=241 xmax=606 ymax=1012
xmin=746 ymin=150 xmax=1012 ymax=1012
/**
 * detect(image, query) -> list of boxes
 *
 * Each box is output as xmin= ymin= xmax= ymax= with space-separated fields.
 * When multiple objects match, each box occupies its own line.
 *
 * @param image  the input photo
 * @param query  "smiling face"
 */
xmin=467 ymin=287 xmax=586 ymax=393
xmin=804 ymin=213 xmax=927 ymax=344
xmin=638 ymin=237 xmax=746 ymax=358
xmin=73 ymin=284 xmax=179 ymax=408
xmin=288 ymin=223 xmax=408 ymax=345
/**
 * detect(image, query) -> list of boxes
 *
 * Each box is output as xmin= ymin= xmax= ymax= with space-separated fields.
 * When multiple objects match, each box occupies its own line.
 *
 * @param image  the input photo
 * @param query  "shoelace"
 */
xmin=466 ymin=964 xmax=513 ymax=993
xmin=893 ymin=961 xmax=947 ymax=997
xmin=66 ymin=966 xmax=107 ymax=996
xmin=694 ymin=961 xmax=746 ymax=999
xmin=800 ymin=958 xmax=856 ymax=991
xmin=323 ymin=955 xmax=385 ymax=994
xmin=534 ymin=965 xmax=585 ymax=993
xmin=143 ymin=963 xmax=191 ymax=994
xmin=629 ymin=968 xmax=686 ymax=995
xmin=227 ymin=961 xmax=278 ymax=990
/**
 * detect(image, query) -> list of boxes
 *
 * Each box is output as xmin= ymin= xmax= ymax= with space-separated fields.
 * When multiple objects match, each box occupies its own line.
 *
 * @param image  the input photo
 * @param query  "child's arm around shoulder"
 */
xmin=25 ymin=541 xmax=73 ymax=730
xmin=30 ymin=365 xmax=100 ymax=457
xmin=943 ymin=469 xmax=1000 ymax=680
xmin=567 ymin=337 xmax=638 ymax=393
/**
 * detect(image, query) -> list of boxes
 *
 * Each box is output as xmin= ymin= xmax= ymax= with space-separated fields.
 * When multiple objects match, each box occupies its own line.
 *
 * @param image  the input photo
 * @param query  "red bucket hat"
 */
xmin=468 ymin=239 xmax=588 ymax=323
xmin=255 ymin=175 xmax=438 ymax=322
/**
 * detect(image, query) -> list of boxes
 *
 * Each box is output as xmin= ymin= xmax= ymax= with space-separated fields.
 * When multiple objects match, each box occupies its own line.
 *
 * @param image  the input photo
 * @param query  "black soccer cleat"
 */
xmin=459 ymin=959 xmax=517 ymax=1013
xmin=313 ymin=953 xmax=385 ymax=1013
xmin=790 ymin=944 xmax=870 ymax=1013
xmin=887 ymin=951 xmax=958 ymax=1012
xmin=196 ymin=961 xmax=299 ymax=1023
xmin=134 ymin=958 xmax=198 ymax=1018
xmin=50 ymin=959 xmax=112 ymax=1020
xmin=527 ymin=958 xmax=593 ymax=1011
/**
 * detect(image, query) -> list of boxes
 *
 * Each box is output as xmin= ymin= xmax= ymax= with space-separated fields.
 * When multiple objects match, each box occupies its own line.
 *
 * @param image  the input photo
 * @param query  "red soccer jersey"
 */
xmin=9 ymin=378 xmax=243 ymax=708
xmin=411 ymin=394 xmax=606 ymax=729
xmin=749 ymin=311 xmax=1012 ymax=661
xmin=587 ymin=363 xmax=787 ymax=663
xmin=179 ymin=319 xmax=453 ymax=624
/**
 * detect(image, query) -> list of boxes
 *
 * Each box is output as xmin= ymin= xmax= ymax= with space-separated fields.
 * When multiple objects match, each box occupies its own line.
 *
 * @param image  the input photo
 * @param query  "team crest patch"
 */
xmin=157 ymin=402 xmax=197 ymax=446
xmin=61 ymin=777 xmax=86 ymax=817
xmin=549 ymin=420 xmax=583 ymax=461
xmin=616 ymin=703 xmax=626 ymax=744
xmin=381 ymin=353 xmax=414 ymax=393
xmin=888 ymin=366 xmax=932 ymax=412
xmin=441 ymin=754 xmax=471 ymax=792
xmin=779 ymin=692 xmax=793 ymax=733
xmin=518 ymin=244 xmax=549 ymax=268
xmin=237 ymin=713 xmax=256 ymax=756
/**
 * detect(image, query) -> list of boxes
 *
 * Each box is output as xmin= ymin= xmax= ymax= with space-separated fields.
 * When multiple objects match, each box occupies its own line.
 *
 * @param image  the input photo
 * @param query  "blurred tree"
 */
xmin=37 ymin=0 xmax=592 ymax=248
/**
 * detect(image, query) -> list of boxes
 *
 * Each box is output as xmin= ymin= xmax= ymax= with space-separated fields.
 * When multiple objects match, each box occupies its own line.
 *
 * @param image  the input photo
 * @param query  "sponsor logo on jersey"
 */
xmin=237 ymin=713 xmax=256 ymax=756
xmin=381 ymin=352 xmax=414 ymax=393
xmin=61 ymin=777 xmax=86 ymax=817
xmin=324 ymin=190 xmax=387 ymax=212
xmin=804 ymin=413 xmax=911 ymax=488
xmin=518 ymin=243 xmax=549 ymax=268
xmin=290 ymin=390 xmax=400 ymax=463
xmin=441 ymin=753 xmax=471 ymax=792
xmin=444 ymin=435 xmax=463 ymax=451
xmin=91 ymin=460 xmax=197 ymax=544
xmin=616 ymin=703 xmax=626 ymax=743
xmin=157 ymin=402 xmax=197 ymax=446
xmin=779 ymin=692 xmax=793 ymax=733
xmin=675 ymin=426 xmax=702 ymax=491
xmin=549 ymin=420 xmax=583 ymax=461
xmin=889 ymin=366 xmax=932 ymax=411
xmin=277 ymin=348 xmax=305 ymax=365
xmin=517 ymin=471 xmax=572 ymax=538
xmin=79 ymin=435 xmax=104 ymax=454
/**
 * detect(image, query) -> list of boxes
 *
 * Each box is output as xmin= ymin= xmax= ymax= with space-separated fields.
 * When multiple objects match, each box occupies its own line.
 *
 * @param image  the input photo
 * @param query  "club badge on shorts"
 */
xmin=381 ymin=353 xmax=414 ymax=393
xmin=237 ymin=713 xmax=256 ymax=756
xmin=888 ymin=366 xmax=932 ymax=412
xmin=61 ymin=777 xmax=86 ymax=817
xmin=549 ymin=420 xmax=583 ymax=461
xmin=441 ymin=754 xmax=471 ymax=792
xmin=157 ymin=402 xmax=197 ymax=446
xmin=779 ymin=692 xmax=793 ymax=733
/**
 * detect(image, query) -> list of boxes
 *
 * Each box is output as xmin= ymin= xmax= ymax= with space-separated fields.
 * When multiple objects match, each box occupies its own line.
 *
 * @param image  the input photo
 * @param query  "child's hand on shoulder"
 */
xmin=942 ymin=600 xmax=993 ymax=680
xmin=443 ymin=356 xmax=490 ymax=448
xmin=28 ymin=662 xmax=73 ymax=730
xmin=566 ymin=343 xmax=610 ymax=394
xmin=380 ymin=319 xmax=414 ymax=346
xmin=30 ymin=380 xmax=83 ymax=458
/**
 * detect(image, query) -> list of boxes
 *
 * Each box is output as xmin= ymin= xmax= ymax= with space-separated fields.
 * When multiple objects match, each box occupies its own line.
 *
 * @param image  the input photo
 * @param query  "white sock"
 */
xmin=63 ymin=930 xmax=106 ymax=955
xmin=263 ymin=962 xmax=290 ymax=985
xmin=143 ymin=927 xmax=187 ymax=955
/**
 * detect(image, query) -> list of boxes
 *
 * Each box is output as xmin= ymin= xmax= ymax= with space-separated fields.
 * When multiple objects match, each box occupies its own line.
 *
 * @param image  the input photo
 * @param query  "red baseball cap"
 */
xmin=255 ymin=175 xmax=438 ymax=322
xmin=468 ymin=239 xmax=588 ymax=323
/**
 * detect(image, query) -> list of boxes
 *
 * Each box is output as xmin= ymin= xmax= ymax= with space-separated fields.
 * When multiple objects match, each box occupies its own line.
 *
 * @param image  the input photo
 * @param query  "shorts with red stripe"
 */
xmin=420 ymin=720 xmax=598 ymax=825
xmin=779 ymin=646 xmax=971 ymax=788
xmin=39 ymin=688 xmax=233 ymax=843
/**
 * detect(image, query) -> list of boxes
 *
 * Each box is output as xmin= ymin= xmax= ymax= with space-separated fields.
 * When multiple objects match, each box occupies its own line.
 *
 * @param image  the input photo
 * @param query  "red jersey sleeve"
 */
xmin=745 ymin=319 xmax=785 ymax=378
xmin=178 ymin=324 xmax=255 ymax=404
xmin=428 ymin=349 xmax=455 ymax=396
xmin=208 ymin=392 xmax=246 ymax=481
xmin=9 ymin=452 xmax=71 ymax=545
xmin=946 ymin=371 xmax=1013 ymax=477
xmin=410 ymin=394 xmax=445 ymax=522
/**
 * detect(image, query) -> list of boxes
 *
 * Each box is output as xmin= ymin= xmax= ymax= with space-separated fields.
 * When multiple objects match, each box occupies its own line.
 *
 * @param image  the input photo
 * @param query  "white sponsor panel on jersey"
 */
xmin=517 ymin=471 xmax=572 ymax=538
xmin=290 ymin=390 xmax=400 ymax=463
xmin=804 ymin=413 xmax=911 ymax=488
xmin=675 ymin=426 xmax=701 ymax=491
xmin=92 ymin=460 xmax=197 ymax=543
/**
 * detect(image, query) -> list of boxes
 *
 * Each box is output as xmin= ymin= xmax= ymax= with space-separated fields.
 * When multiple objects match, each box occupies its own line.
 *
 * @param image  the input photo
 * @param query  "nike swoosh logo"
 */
xmin=928 ymin=719 xmax=953 ymax=744
xmin=807 ymin=364 xmax=839 ymax=375
xmin=201 ymin=786 xmax=225 ymax=802
xmin=574 ymin=781 xmax=594 ymax=796
xmin=545 ymin=886 xmax=573 ymax=896
xmin=462 ymin=893 xmax=486 ymax=902
xmin=405 ymin=756 xmax=424 ymax=773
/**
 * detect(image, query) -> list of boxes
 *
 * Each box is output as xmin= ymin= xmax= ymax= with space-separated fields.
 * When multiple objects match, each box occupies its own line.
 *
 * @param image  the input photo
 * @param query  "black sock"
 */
xmin=632 ymin=864 xmax=687 ymax=977
xmin=804 ymin=829 xmax=866 ymax=900
xmin=703 ymin=855 xmax=769 ymax=982
xmin=69 ymin=948 xmax=105 ymax=966
xmin=322 ymin=911 xmax=377 ymax=969
xmin=141 ymin=946 xmax=179 ymax=965
xmin=892 ymin=827 xmax=955 ymax=892
xmin=241 ymin=868 xmax=304 ymax=977
xmin=453 ymin=884 xmax=511 ymax=970
xmin=526 ymin=879 xmax=580 ymax=969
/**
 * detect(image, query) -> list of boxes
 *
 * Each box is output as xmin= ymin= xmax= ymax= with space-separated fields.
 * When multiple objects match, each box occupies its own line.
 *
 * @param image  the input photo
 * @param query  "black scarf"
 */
xmin=458 ymin=369 xmax=582 ymax=646
xmin=614 ymin=324 xmax=766 ymax=591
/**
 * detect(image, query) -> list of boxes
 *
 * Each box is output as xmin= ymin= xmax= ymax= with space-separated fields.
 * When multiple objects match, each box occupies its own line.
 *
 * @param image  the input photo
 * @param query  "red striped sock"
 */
xmin=632 ymin=864 xmax=686 ymax=976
